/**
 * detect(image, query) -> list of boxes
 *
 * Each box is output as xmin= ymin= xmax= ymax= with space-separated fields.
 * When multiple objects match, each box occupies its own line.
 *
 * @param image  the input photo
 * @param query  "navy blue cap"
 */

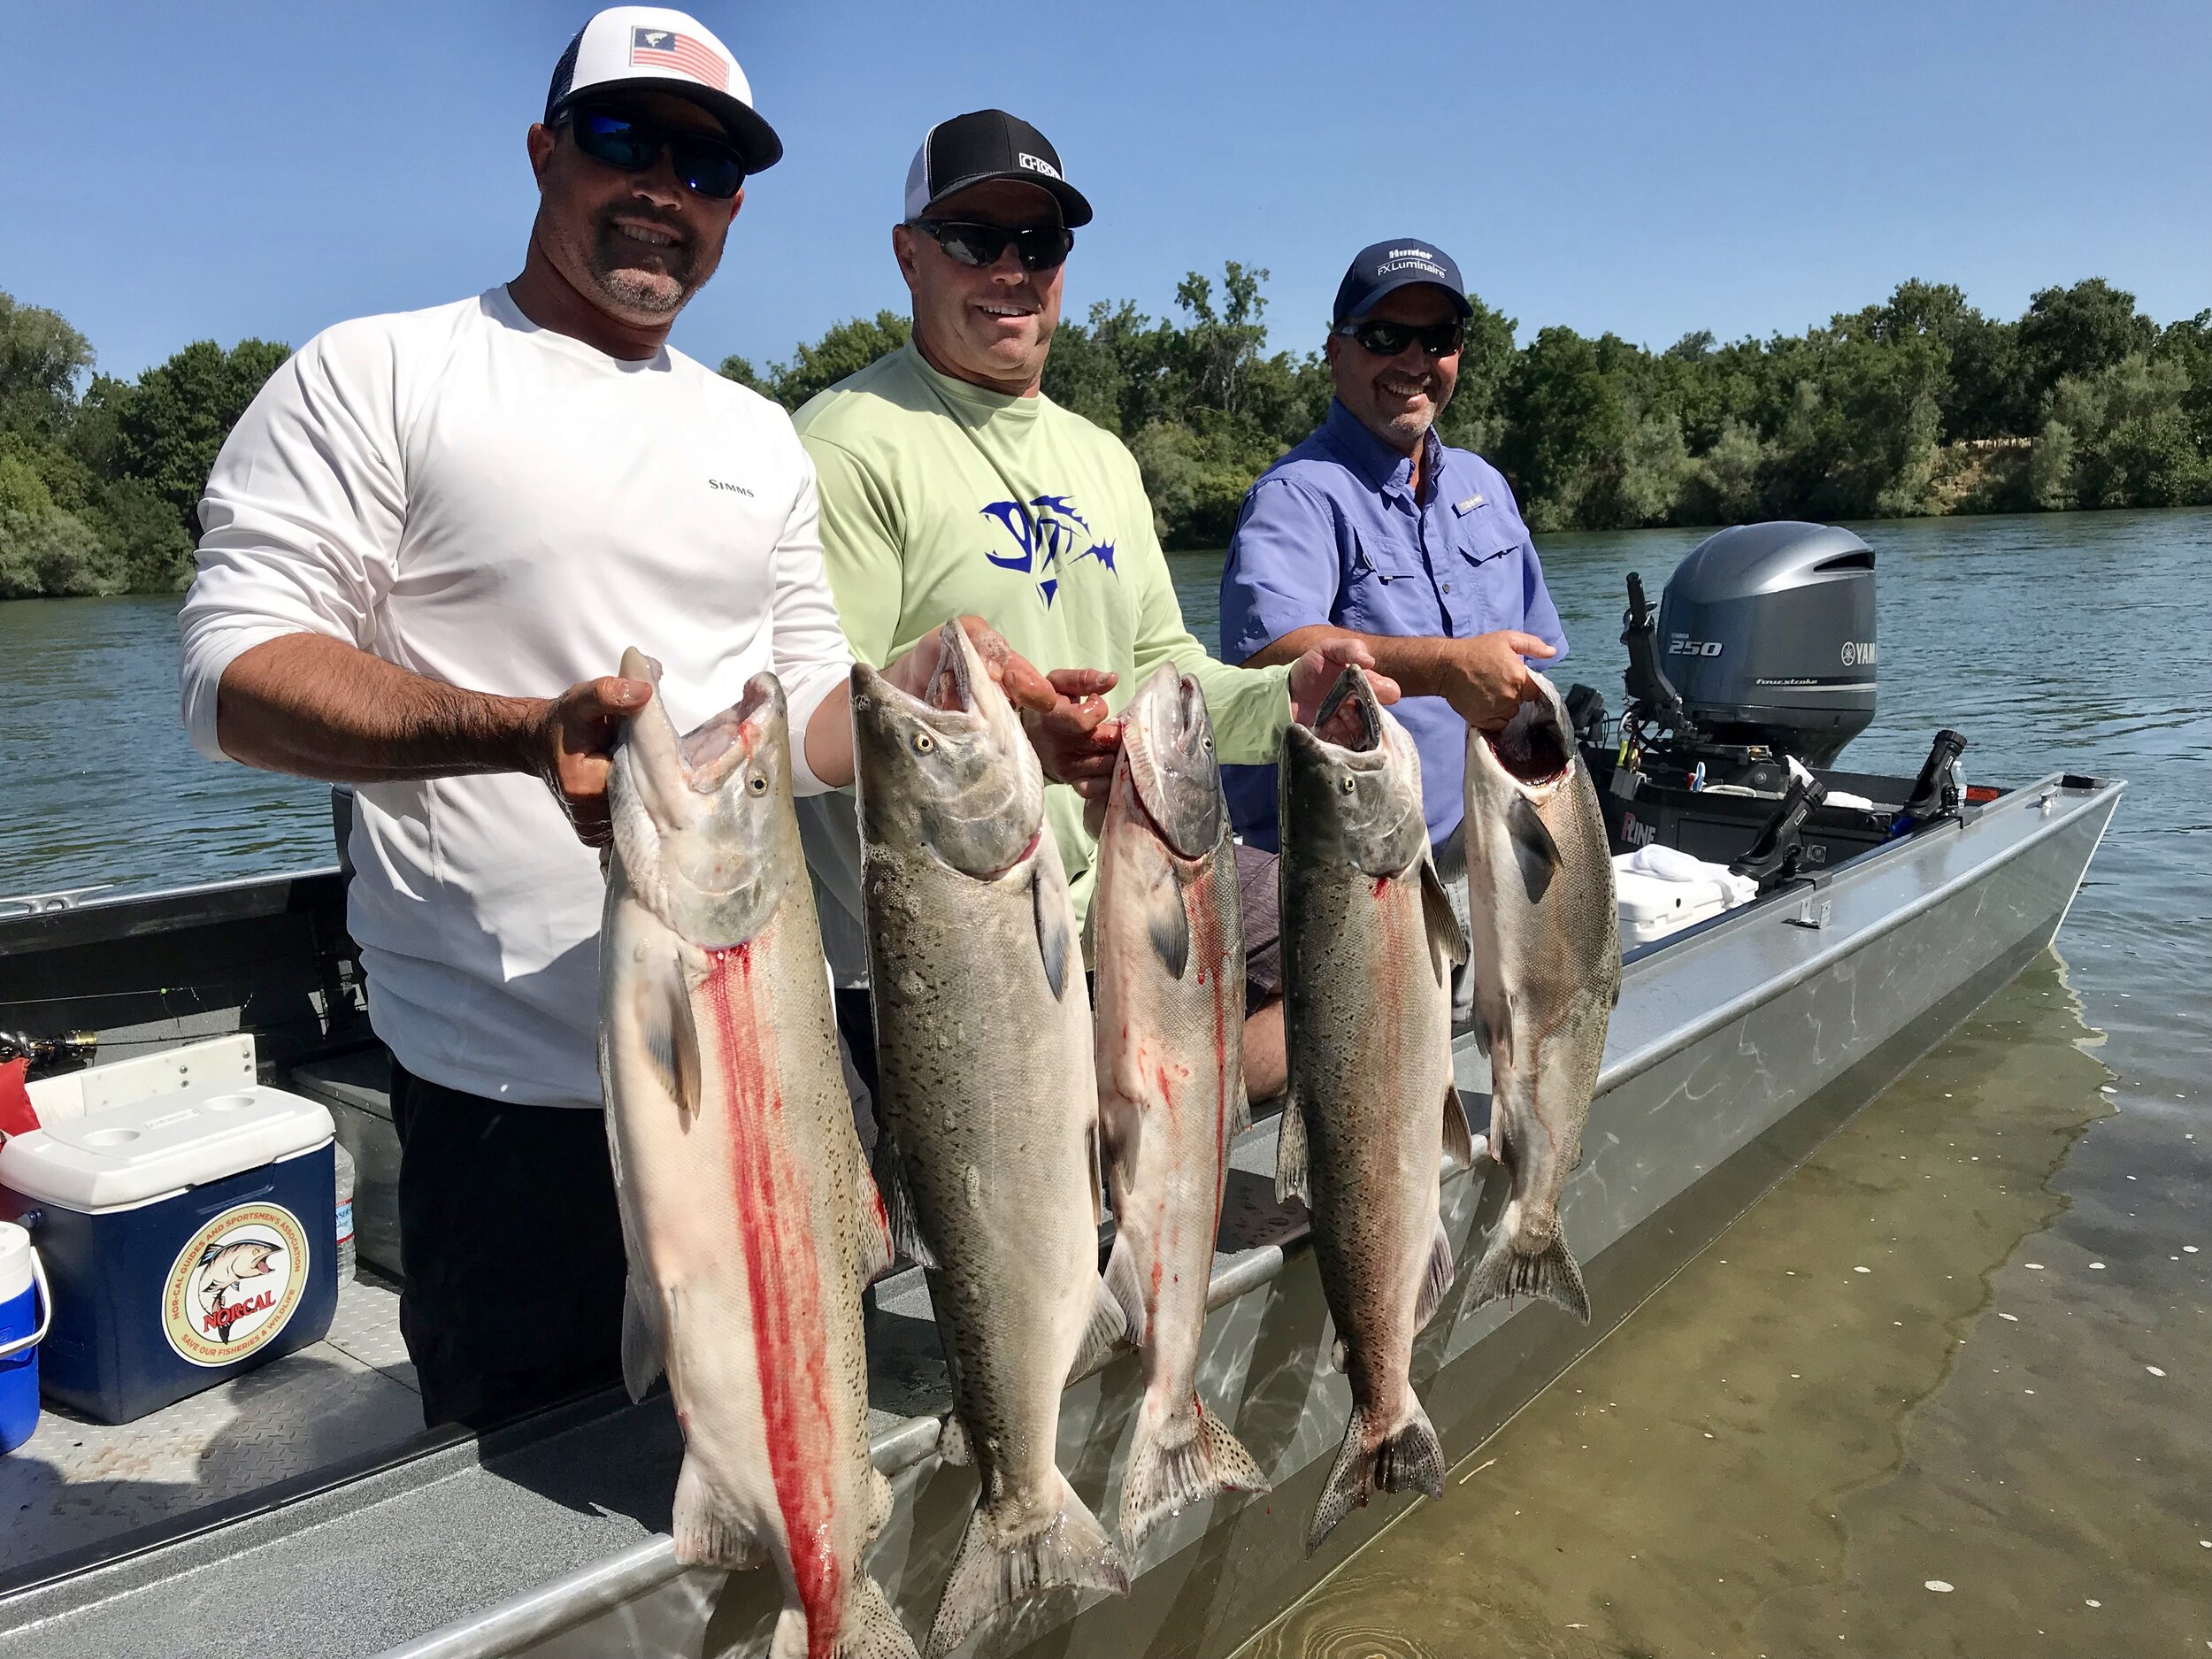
xmin=1332 ymin=240 xmax=1472 ymax=326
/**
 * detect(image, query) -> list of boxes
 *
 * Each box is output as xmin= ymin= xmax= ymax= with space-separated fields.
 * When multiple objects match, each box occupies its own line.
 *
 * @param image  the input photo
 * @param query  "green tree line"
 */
xmin=0 ymin=292 xmax=288 ymax=597
xmin=7 ymin=270 xmax=2208 ymax=597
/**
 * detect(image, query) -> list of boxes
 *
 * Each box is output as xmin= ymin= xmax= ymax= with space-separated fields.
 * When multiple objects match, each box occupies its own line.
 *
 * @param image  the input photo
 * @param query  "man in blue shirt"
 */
xmin=1220 ymin=238 xmax=1568 ymax=1024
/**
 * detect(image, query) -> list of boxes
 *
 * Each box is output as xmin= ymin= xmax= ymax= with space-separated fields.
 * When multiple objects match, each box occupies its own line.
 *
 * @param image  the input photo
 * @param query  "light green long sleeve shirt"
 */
xmin=795 ymin=342 xmax=1291 ymax=920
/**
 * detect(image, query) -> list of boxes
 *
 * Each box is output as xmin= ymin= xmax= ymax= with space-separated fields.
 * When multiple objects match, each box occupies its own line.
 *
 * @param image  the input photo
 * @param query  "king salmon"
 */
xmin=1276 ymin=667 xmax=1474 ymax=1554
xmin=600 ymin=653 xmax=915 ymax=1659
xmin=1091 ymin=664 xmax=1271 ymax=1551
xmin=1461 ymin=670 xmax=1620 ymax=1322
xmin=850 ymin=623 xmax=1128 ymax=1659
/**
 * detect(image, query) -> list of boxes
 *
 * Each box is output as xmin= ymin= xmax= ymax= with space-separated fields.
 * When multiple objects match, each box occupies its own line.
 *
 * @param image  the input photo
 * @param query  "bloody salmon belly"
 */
xmin=700 ymin=943 xmax=842 ymax=1656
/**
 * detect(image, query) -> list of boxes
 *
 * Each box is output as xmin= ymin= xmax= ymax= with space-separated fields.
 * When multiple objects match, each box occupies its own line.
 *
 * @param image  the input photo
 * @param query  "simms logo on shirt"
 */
xmin=979 ymin=495 xmax=1116 ymax=609
xmin=709 ymin=478 xmax=755 ymax=496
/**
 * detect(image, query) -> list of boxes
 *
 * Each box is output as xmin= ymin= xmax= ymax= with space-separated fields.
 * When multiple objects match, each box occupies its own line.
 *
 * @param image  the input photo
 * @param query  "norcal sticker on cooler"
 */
xmin=165 ymin=1202 xmax=313 ymax=1366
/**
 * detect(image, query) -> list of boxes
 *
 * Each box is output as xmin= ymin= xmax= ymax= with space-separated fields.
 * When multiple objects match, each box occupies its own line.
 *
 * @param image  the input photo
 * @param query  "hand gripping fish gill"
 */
xmin=599 ymin=654 xmax=916 ymax=1659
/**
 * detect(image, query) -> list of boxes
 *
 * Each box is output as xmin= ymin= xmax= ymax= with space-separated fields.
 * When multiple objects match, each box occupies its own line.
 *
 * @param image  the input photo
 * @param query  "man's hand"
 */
xmin=527 ymin=674 xmax=652 ymax=848
xmin=1438 ymin=630 xmax=1555 ymax=732
xmin=1288 ymin=637 xmax=1402 ymax=744
xmin=1025 ymin=668 xmax=1121 ymax=799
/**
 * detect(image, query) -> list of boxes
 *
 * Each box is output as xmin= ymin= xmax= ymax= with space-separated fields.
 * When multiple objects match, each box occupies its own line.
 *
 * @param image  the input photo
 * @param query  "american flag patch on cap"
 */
xmin=629 ymin=26 xmax=728 ymax=90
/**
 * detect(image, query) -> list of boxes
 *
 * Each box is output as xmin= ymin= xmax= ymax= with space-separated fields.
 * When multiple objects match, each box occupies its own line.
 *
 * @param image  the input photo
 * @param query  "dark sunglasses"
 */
xmin=910 ymin=218 xmax=1073 ymax=273
xmin=565 ymin=105 xmax=746 ymax=200
xmin=1334 ymin=319 xmax=1465 ymax=358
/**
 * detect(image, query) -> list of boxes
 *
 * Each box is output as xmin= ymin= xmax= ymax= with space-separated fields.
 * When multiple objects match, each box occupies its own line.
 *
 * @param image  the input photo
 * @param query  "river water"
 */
xmin=4 ymin=511 xmax=2208 ymax=1655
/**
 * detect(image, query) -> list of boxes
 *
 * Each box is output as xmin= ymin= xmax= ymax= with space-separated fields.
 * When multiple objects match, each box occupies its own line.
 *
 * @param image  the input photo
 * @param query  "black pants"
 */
xmin=389 ymin=1062 xmax=626 ymax=1430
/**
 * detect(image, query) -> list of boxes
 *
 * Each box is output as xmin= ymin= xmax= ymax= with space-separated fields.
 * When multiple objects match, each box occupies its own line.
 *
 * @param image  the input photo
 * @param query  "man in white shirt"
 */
xmin=178 ymin=7 xmax=1053 ymax=1428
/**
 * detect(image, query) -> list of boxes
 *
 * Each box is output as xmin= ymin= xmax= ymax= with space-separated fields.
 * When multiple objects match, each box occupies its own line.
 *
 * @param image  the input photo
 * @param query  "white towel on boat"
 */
xmin=1619 ymin=844 xmax=1759 ymax=908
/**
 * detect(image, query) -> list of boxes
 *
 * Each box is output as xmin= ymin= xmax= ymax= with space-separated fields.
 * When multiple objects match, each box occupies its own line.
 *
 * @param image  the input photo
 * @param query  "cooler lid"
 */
xmin=0 ymin=1086 xmax=334 ymax=1212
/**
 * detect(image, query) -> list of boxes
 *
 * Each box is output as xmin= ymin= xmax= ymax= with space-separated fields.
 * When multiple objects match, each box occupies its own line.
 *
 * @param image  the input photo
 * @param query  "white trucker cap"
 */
xmin=544 ymin=7 xmax=782 ymax=173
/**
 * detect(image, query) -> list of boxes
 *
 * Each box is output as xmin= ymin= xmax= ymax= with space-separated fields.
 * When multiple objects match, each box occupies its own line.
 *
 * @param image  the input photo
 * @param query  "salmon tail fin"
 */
xmin=1468 ymin=1229 xmax=1591 ymax=1323
xmin=1307 ymin=1399 xmax=1445 ymax=1555
xmin=619 ymin=1276 xmax=663 ymax=1402
xmin=1101 ymin=1231 xmax=1150 ymax=1350
xmin=1071 ymin=1272 xmax=1132 ymax=1382
xmin=1412 ymin=1222 xmax=1456 ymax=1331
xmin=1120 ymin=1395 xmax=1271 ymax=1550
xmin=1274 ymin=1097 xmax=1310 ymax=1205
xmin=672 ymin=1454 xmax=768 ymax=1569
xmin=835 ymin=1571 xmax=921 ymax=1659
xmin=926 ymin=1474 xmax=1128 ymax=1659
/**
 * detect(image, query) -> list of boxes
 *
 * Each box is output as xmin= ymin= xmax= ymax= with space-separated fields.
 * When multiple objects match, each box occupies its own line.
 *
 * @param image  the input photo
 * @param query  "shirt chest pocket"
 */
xmin=1343 ymin=530 xmax=1440 ymax=633
xmin=1436 ymin=508 xmax=1525 ymax=635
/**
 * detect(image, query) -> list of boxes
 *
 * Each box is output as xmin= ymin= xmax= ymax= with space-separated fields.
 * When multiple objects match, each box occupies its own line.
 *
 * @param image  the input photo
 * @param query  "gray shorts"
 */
xmin=1237 ymin=833 xmax=1475 ymax=1026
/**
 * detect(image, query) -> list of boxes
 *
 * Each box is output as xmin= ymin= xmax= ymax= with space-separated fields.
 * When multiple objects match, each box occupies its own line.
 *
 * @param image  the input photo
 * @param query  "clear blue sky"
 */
xmin=6 ymin=1 xmax=2208 ymax=383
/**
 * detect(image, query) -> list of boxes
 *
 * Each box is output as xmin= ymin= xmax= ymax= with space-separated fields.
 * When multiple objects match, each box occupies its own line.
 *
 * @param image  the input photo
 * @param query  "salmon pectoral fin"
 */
xmin=634 ymin=958 xmax=705 ymax=1120
xmin=1120 ymin=1395 xmax=1271 ymax=1550
xmin=1032 ymin=856 xmax=1071 ymax=1002
xmin=1413 ymin=1221 xmax=1457 ymax=1331
xmin=1274 ymin=1095 xmax=1310 ymax=1206
xmin=835 ymin=1572 xmax=921 ymax=1659
xmin=1441 ymin=1085 xmax=1476 ymax=1170
xmin=1145 ymin=868 xmax=1192 ymax=979
xmin=1307 ymin=1399 xmax=1445 ymax=1555
xmin=1227 ymin=1080 xmax=1253 ymax=1138
xmin=1509 ymin=795 xmax=1562 ymax=904
xmin=1070 ymin=1272 xmax=1133 ymax=1381
xmin=872 ymin=1133 xmax=938 ymax=1270
xmin=672 ymin=1454 xmax=768 ymax=1570
xmin=619 ymin=1276 xmax=664 ymax=1402
xmin=1418 ymin=855 xmax=1470 ymax=967
xmin=856 ymin=1166 xmax=897 ymax=1288
xmin=1467 ymin=1228 xmax=1592 ymax=1324
xmin=926 ymin=1472 xmax=1128 ymax=1659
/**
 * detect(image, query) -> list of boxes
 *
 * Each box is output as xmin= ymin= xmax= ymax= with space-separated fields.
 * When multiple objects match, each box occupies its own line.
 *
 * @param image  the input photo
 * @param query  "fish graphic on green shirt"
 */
xmin=795 ymin=341 xmax=1292 ymax=923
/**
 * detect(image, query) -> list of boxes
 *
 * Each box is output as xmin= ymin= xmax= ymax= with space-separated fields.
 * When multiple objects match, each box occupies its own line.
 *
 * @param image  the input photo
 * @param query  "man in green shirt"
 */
xmin=795 ymin=108 xmax=1388 ymax=1101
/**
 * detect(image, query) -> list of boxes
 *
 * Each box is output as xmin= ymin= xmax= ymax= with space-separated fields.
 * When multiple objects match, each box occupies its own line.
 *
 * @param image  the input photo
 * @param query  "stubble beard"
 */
xmin=587 ymin=218 xmax=697 ymax=319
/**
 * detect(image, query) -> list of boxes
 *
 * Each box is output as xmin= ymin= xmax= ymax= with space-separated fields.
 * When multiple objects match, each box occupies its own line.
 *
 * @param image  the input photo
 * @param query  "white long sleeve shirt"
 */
xmin=180 ymin=287 xmax=853 ymax=1109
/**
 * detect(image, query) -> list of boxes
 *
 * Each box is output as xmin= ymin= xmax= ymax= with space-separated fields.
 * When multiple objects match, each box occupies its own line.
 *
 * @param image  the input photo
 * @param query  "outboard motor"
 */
xmin=1654 ymin=522 xmax=1877 ymax=765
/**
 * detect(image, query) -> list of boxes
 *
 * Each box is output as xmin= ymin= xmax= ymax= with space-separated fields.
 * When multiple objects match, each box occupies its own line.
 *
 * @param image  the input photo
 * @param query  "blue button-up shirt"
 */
xmin=1218 ymin=399 xmax=1568 ymax=851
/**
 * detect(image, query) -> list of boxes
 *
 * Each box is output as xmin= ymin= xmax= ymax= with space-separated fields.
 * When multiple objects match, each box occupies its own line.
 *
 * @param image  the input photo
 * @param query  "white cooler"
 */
xmin=1615 ymin=845 xmax=1759 ymax=949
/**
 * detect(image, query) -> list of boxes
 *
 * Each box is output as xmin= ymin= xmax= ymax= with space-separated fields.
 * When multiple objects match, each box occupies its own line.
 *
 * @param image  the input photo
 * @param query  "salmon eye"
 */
xmin=913 ymin=731 xmax=936 ymax=754
xmin=747 ymin=773 xmax=768 ymax=795
xmin=1340 ymin=776 xmax=1355 ymax=794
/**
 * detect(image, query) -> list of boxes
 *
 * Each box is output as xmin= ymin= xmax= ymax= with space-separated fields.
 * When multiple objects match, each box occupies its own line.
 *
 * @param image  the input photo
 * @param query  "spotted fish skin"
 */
xmin=1091 ymin=664 xmax=1271 ymax=1553
xmin=601 ymin=653 xmax=913 ymax=1659
xmin=850 ymin=623 xmax=1127 ymax=1659
xmin=1276 ymin=667 xmax=1471 ymax=1555
xmin=1460 ymin=670 xmax=1620 ymax=1324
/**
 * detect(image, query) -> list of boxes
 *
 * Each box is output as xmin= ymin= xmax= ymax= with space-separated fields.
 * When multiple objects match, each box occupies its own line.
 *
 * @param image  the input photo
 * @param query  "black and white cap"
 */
xmin=902 ymin=110 xmax=1093 ymax=227
xmin=546 ymin=6 xmax=783 ymax=173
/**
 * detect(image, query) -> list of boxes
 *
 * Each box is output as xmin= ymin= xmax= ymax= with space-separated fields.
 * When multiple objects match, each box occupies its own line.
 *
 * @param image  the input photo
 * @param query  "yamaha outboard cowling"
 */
xmin=1655 ymin=522 xmax=1877 ymax=764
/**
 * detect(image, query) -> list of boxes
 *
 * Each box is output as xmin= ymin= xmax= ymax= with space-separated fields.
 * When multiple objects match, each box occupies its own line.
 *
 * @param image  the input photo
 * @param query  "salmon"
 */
xmin=1461 ymin=671 xmax=1620 ymax=1322
xmin=600 ymin=653 xmax=914 ymax=1659
xmin=850 ymin=623 xmax=1128 ymax=1659
xmin=1276 ymin=667 xmax=1473 ymax=1553
xmin=1091 ymin=664 xmax=1271 ymax=1552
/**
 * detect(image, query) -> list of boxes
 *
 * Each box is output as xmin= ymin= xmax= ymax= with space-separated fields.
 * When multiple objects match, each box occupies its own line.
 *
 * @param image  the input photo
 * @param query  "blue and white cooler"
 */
xmin=0 ymin=1221 xmax=48 ymax=1452
xmin=0 ymin=1079 xmax=338 ymax=1425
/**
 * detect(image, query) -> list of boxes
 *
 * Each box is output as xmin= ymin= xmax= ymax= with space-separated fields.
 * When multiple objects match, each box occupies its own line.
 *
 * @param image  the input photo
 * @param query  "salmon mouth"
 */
xmin=1486 ymin=700 xmax=1571 ymax=786
xmin=676 ymin=678 xmax=776 ymax=794
xmin=1310 ymin=665 xmax=1382 ymax=753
